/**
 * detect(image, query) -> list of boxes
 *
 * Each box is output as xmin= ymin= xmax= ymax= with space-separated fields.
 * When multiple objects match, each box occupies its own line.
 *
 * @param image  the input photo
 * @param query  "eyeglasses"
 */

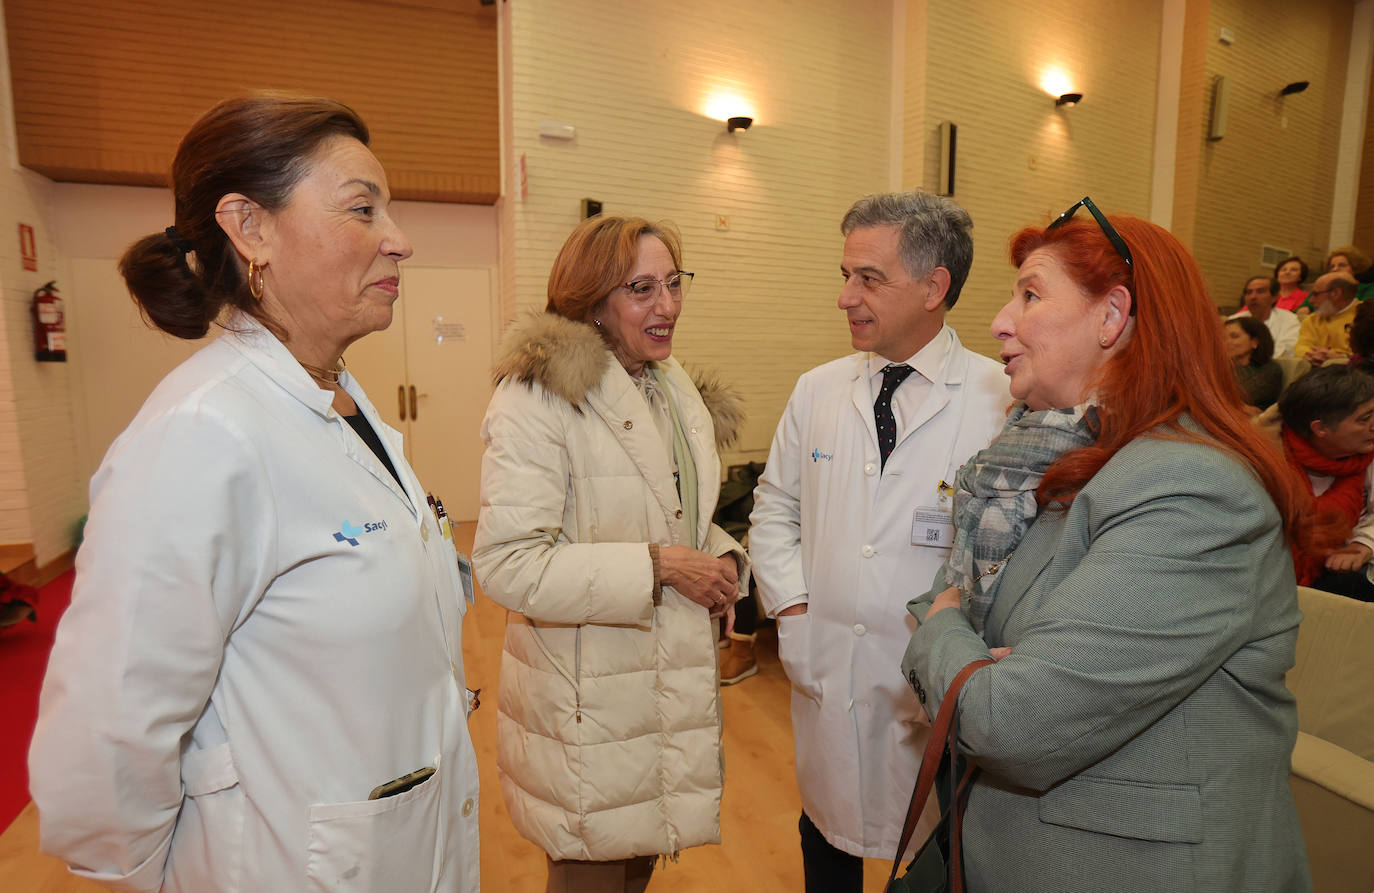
xmin=1047 ymin=196 xmax=1135 ymax=315
xmin=620 ymin=272 xmax=693 ymax=300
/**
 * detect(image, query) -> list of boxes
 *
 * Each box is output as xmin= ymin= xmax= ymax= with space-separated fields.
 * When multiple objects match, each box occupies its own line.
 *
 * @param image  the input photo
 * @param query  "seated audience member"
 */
xmin=1275 ymin=255 xmax=1310 ymax=313
xmin=1230 ymin=275 xmax=1299 ymax=358
xmin=1294 ymin=272 xmax=1360 ymax=364
xmin=1327 ymin=245 xmax=1374 ymax=302
xmin=1226 ymin=316 xmax=1282 ymax=411
xmin=1350 ymin=301 xmax=1374 ymax=374
xmin=1277 ymin=364 xmax=1374 ymax=602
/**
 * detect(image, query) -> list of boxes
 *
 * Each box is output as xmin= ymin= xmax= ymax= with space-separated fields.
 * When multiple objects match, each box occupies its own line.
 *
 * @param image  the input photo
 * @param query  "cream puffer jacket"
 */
xmin=473 ymin=312 xmax=748 ymax=862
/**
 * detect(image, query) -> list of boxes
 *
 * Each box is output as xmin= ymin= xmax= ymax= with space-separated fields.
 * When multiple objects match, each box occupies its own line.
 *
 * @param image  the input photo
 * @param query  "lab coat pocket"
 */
xmin=305 ymin=759 xmax=442 ymax=891
xmin=173 ymin=742 xmax=244 ymax=890
xmin=777 ymin=613 xmax=821 ymax=701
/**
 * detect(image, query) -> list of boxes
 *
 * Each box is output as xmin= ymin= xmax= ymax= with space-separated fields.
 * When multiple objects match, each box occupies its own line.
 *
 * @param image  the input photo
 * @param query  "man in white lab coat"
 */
xmin=749 ymin=191 xmax=1010 ymax=891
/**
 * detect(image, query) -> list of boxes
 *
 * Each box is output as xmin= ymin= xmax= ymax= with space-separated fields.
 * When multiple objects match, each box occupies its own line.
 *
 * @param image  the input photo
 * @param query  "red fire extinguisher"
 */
xmin=32 ymin=281 xmax=67 ymax=362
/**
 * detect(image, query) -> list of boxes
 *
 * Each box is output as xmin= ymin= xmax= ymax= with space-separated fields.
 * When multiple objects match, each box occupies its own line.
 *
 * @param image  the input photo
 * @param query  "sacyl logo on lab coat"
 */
xmin=333 ymin=519 xmax=388 ymax=547
xmin=811 ymin=448 xmax=834 ymax=462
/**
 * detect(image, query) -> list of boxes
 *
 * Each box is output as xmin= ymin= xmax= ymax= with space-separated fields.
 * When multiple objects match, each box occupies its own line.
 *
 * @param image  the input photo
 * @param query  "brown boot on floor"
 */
xmin=719 ymin=632 xmax=758 ymax=685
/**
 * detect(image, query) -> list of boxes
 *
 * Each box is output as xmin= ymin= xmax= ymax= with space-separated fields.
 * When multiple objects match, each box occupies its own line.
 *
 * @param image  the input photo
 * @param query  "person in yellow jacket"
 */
xmin=1296 ymin=272 xmax=1361 ymax=364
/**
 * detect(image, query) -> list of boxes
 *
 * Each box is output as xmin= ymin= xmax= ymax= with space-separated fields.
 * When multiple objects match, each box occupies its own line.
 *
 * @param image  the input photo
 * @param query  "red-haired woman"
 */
xmin=900 ymin=199 xmax=1312 ymax=892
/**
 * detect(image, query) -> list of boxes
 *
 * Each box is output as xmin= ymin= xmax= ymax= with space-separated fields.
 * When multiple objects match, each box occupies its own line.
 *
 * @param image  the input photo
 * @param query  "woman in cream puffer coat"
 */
xmin=473 ymin=215 xmax=747 ymax=892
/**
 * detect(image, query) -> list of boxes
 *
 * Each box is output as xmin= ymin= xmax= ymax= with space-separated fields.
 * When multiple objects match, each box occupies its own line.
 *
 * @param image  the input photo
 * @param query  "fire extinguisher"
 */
xmin=32 ymin=281 xmax=67 ymax=362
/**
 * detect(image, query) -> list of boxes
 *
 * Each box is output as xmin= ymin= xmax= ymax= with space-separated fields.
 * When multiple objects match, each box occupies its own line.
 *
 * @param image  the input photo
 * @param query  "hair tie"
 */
xmin=165 ymin=226 xmax=193 ymax=256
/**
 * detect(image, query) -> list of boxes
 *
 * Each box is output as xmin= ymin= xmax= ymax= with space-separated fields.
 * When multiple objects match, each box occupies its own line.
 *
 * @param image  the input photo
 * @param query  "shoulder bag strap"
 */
xmin=886 ymin=657 xmax=995 ymax=887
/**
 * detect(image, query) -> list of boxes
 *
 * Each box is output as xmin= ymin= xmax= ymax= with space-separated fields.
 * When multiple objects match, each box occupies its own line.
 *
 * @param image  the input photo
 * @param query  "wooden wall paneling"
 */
xmin=4 ymin=0 xmax=499 ymax=203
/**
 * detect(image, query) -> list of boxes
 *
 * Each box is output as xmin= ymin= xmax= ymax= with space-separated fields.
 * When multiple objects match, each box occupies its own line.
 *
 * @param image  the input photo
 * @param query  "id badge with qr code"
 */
xmin=911 ymin=507 xmax=953 ymax=548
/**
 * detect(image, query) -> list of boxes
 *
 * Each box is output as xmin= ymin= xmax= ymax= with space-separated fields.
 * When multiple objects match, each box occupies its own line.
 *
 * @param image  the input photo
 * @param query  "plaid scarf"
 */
xmin=944 ymin=403 xmax=1099 ymax=635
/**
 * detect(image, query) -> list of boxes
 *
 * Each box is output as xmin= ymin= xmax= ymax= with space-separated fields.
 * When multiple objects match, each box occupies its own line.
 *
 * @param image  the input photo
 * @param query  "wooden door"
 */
xmin=345 ymin=304 xmax=410 ymax=452
xmin=399 ymin=267 xmax=494 ymax=522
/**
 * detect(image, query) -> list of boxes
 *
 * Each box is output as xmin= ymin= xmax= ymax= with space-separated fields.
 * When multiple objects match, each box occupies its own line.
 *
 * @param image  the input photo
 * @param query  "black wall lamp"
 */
xmin=1280 ymin=81 xmax=1309 ymax=96
xmin=1056 ymin=93 xmax=1083 ymax=107
xmin=727 ymin=116 xmax=753 ymax=133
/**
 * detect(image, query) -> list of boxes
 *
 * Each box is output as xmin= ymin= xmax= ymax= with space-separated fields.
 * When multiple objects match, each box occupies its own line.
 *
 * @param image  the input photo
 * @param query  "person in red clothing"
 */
xmin=1277 ymin=364 xmax=1374 ymax=601
xmin=1274 ymin=255 xmax=1311 ymax=313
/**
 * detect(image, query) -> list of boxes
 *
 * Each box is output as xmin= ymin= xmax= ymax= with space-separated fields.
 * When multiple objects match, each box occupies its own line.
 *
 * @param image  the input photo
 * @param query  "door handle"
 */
xmin=409 ymin=385 xmax=418 ymax=421
xmin=398 ymin=385 xmax=407 ymax=421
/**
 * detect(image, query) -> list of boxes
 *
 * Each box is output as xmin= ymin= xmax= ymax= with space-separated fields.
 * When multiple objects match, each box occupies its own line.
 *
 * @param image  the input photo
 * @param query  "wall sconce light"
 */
xmin=726 ymin=116 xmax=753 ymax=133
xmin=1280 ymin=81 xmax=1309 ymax=96
xmin=1056 ymin=93 xmax=1083 ymax=108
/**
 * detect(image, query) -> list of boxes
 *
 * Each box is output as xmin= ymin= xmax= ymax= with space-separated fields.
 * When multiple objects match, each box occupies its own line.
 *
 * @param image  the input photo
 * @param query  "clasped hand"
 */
xmin=659 ymin=545 xmax=738 ymax=616
xmin=926 ymin=585 xmax=1011 ymax=661
xmin=1324 ymin=543 xmax=1372 ymax=573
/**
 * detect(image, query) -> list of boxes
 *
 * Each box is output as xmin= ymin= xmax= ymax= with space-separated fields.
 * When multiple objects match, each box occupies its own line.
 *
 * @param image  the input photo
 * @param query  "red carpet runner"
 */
xmin=0 ymin=568 xmax=75 ymax=831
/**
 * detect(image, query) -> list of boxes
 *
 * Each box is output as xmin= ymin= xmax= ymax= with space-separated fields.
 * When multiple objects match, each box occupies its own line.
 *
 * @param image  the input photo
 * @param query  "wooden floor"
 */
xmin=0 ymin=523 xmax=896 ymax=891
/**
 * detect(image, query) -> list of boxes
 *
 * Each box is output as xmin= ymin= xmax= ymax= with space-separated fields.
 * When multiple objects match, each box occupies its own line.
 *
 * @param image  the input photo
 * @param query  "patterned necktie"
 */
xmin=875 ymin=363 xmax=914 ymax=469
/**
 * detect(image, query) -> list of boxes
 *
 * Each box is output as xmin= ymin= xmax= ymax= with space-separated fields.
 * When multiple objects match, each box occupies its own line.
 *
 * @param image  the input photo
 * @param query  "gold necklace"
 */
xmin=299 ymin=356 xmax=346 ymax=384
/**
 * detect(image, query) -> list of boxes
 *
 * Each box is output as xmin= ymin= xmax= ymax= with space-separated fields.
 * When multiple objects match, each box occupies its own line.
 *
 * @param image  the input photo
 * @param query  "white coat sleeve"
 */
xmin=748 ymin=380 xmax=809 ymax=617
xmin=473 ymin=380 xmax=656 ymax=626
xmin=28 ymin=404 xmax=277 ymax=893
xmin=703 ymin=522 xmax=751 ymax=599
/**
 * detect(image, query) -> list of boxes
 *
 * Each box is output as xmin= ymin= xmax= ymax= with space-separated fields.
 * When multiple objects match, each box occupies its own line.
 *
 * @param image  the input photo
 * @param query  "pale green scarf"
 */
xmin=650 ymin=367 xmax=700 ymax=549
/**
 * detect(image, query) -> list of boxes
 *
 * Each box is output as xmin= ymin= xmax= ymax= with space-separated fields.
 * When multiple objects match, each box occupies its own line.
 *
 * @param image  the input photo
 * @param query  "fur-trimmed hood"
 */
xmin=493 ymin=311 xmax=744 ymax=448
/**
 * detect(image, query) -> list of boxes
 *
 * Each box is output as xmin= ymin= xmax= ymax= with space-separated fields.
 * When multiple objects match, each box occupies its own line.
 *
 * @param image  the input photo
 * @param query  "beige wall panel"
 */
xmin=1191 ymin=0 xmax=1353 ymax=309
xmin=902 ymin=0 xmax=928 ymax=189
xmin=1356 ymin=60 xmax=1374 ymax=252
xmin=914 ymin=0 xmax=1162 ymax=360
xmin=1171 ymin=0 xmax=1214 ymax=250
xmin=5 ymin=0 xmax=498 ymax=203
xmin=504 ymin=0 xmax=892 ymax=463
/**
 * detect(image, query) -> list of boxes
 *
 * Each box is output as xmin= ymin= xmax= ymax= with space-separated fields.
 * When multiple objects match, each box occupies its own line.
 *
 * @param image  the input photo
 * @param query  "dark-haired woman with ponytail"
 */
xmin=901 ymin=201 xmax=1312 ymax=891
xmin=29 ymin=95 xmax=480 ymax=892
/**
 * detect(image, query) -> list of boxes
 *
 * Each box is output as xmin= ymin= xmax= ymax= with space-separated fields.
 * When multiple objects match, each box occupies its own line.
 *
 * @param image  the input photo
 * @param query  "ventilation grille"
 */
xmin=1261 ymin=245 xmax=1291 ymax=267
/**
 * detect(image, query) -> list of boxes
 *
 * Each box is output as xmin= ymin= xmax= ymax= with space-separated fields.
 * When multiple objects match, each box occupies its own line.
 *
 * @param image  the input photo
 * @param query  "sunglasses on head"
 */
xmin=1047 ymin=195 xmax=1136 ymax=315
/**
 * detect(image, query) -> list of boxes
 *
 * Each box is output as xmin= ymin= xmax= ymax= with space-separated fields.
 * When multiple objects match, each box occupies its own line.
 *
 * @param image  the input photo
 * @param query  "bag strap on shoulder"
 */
xmin=886 ymin=657 xmax=995 ymax=887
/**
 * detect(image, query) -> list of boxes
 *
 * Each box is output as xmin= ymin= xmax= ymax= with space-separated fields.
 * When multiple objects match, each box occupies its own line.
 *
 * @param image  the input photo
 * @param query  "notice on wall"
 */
xmin=18 ymin=224 xmax=36 ymax=271
xmin=434 ymin=316 xmax=466 ymax=344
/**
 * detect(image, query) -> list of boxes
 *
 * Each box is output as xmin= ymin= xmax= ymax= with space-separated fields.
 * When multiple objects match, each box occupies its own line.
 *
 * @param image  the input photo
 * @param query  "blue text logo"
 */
xmin=333 ymin=519 xmax=388 ymax=547
xmin=811 ymin=448 xmax=834 ymax=463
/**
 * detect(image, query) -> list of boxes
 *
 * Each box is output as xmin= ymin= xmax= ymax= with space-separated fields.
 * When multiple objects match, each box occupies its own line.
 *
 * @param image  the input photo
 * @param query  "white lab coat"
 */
xmin=749 ymin=326 xmax=1009 ymax=858
xmin=29 ymin=316 xmax=480 ymax=893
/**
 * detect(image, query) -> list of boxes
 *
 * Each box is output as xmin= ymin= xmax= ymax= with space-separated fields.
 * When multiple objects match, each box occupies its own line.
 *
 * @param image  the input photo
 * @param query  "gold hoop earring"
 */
xmin=248 ymin=259 xmax=265 ymax=300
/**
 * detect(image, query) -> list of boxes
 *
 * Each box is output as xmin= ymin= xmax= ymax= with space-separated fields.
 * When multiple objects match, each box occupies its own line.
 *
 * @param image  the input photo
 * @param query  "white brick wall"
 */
xmin=503 ymin=0 xmax=894 ymax=463
xmin=0 ymin=1 xmax=83 ymax=559
xmin=903 ymin=0 xmax=1163 ymax=360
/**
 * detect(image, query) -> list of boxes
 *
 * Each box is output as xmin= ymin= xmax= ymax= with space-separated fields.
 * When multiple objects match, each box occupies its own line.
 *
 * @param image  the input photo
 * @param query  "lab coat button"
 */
xmin=675 ymin=509 xmax=683 ymax=519
xmin=864 ymin=462 xmax=876 ymax=476
xmin=623 ymin=420 xmax=633 ymax=430
xmin=420 ymin=523 xmax=430 ymax=542
xmin=860 ymin=545 xmax=875 ymax=558
xmin=461 ymin=797 xmax=475 ymax=817
xmin=853 ymin=623 xmax=866 ymax=636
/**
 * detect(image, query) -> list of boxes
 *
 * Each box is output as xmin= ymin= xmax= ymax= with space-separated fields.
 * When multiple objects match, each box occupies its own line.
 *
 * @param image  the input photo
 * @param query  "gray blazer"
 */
xmin=902 ymin=432 xmax=1312 ymax=892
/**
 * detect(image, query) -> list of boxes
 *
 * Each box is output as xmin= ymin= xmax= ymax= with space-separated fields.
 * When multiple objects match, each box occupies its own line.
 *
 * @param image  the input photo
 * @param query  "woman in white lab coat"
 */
xmin=28 ymin=95 xmax=480 ymax=893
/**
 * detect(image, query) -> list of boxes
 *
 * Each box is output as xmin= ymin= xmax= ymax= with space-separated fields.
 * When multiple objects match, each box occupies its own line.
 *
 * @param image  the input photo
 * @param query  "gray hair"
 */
xmin=840 ymin=191 xmax=974 ymax=309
